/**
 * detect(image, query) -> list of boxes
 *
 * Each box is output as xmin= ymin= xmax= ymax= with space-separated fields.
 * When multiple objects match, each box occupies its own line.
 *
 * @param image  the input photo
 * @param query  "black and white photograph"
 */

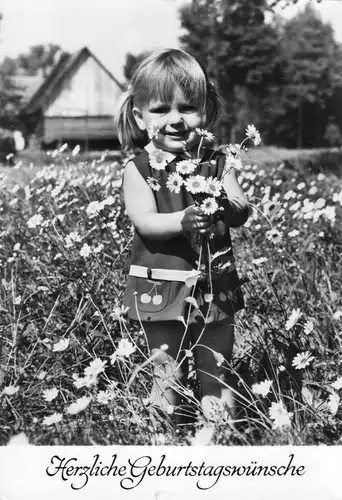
xmin=0 ymin=0 xmax=342 ymax=498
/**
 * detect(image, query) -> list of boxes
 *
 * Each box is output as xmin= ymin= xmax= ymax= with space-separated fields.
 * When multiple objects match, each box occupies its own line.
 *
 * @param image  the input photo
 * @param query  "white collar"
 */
xmin=144 ymin=141 xmax=190 ymax=162
xmin=144 ymin=141 xmax=176 ymax=163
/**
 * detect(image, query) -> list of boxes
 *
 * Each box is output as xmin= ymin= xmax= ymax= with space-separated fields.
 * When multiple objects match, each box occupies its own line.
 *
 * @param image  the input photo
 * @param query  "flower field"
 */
xmin=1 ymin=147 xmax=342 ymax=446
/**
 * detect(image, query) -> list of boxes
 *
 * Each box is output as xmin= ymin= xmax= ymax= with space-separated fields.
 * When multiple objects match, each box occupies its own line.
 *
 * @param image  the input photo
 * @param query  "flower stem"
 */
xmin=196 ymin=137 xmax=204 ymax=161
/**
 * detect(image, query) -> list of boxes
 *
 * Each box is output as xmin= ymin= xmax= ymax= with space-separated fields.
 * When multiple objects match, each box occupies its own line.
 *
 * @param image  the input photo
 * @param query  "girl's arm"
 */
xmin=221 ymin=167 xmax=250 ymax=227
xmin=123 ymin=161 xmax=211 ymax=240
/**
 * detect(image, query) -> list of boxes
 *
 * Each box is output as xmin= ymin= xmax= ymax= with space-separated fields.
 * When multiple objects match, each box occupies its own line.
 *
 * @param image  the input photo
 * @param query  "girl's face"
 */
xmin=133 ymin=86 xmax=205 ymax=154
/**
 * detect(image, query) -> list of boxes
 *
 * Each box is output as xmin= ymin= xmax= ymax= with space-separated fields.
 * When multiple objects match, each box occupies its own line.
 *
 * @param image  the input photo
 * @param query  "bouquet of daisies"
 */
xmin=144 ymin=124 xmax=261 ymax=294
xmin=141 ymin=124 xmax=262 ymax=320
xmin=146 ymin=123 xmax=261 ymax=219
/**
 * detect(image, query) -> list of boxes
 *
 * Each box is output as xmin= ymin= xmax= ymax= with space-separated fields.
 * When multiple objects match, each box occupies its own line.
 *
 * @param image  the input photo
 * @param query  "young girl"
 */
xmin=115 ymin=48 xmax=249 ymax=421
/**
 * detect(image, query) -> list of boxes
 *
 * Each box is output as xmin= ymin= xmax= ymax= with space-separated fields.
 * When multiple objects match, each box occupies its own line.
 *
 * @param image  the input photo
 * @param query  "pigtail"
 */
xmin=192 ymin=54 xmax=221 ymax=128
xmin=114 ymin=87 xmax=144 ymax=148
xmin=205 ymin=78 xmax=221 ymax=127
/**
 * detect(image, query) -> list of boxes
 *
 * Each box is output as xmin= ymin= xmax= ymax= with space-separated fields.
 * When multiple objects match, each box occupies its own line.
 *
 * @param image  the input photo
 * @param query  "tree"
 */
xmin=0 ymin=70 xmax=22 ymax=128
xmin=123 ymin=51 xmax=150 ymax=82
xmin=268 ymin=0 xmax=323 ymax=8
xmin=0 ymin=39 xmax=63 ymax=128
xmin=16 ymin=43 xmax=61 ymax=77
xmin=180 ymin=0 xmax=282 ymax=142
xmin=0 ymin=14 xmax=23 ymax=128
xmin=273 ymin=4 xmax=342 ymax=147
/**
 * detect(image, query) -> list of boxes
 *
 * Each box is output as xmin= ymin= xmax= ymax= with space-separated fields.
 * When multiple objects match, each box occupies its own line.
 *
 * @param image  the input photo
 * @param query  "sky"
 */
xmin=0 ymin=0 xmax=342 ymax=83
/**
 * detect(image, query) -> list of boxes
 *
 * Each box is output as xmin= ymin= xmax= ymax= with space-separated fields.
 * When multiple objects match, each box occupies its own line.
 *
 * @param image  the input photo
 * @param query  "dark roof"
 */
xmin=21 ymin=47 xmax=124 ymax=115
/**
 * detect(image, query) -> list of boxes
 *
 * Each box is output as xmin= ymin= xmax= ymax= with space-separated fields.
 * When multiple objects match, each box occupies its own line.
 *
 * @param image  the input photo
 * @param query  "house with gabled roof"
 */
xmin=17 ymin=47 xmax=124 ymax=148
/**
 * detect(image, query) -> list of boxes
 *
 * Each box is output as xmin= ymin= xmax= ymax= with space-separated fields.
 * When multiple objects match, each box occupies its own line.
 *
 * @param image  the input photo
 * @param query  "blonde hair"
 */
xmin=114 ymin=48 xmax=220 ymax=148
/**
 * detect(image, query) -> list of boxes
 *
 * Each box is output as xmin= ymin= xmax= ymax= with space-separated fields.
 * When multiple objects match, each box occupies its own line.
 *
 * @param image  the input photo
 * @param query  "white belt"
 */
xmin=129 ymin=265 xmax=199 ymax=283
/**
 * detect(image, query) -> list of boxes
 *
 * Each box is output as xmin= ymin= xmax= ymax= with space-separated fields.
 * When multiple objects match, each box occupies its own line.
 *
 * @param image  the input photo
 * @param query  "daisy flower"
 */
xmin=333 ymin=310 xmax=342 ymax=320
xmin=52 ymin=338 xmax=69 ymax=352
xmin=72 ymin=145 xmax=80 ymax=156
xmin=212 ymin=350 xmax=225 ymax=367
xmin=225 ymin=155 xmax=243 ymax=171
xmin=73 ymin=374 xmax=98 ymax=389
xmin=27 ymin=214 xmax=43 ymax=229
xmin=308 ymin=186 xmax=318 ymax=195
xmin=226 ymin=143 xmax=241 ymax=156
xmin=42 ymin=412 xmax=63 ymax=426
xmin=111 ymin=339 xmax=136 ymax=363
xmin=252 ymin=379 xmax=273 ymax=397
xmin=149 ymin=149 xmax=169 ymax=171
xmin=147 ymin=121 xmax=159 ymax=140
xmin=66 ymin=396 xmax=91 ymax=415
xmin=111 ymin=304 xmax=130 ymax=322
xmin=166 ymin=173 xmax=183 ymax=194
xmin=2 ymin=385 xmax=20 ymax=396
xmin=185 ymin=175 xmax=206 ymax=194
xmin=7 ymin=432 xmax=30 ymax=445
xmin=292 ymin=351 xmax=315 ymax=370
xmin=80 ymin=243 xmax=92 ymax=258
xmin=191 ymin=426 xmax=214 ymax=446
xmin=86 ymin=200 xmax=104 ymax=216
xmin=68 ymin=231 xmax=82 ymax=243
xmin=13 ymin=295 xmax=21 ymax=305
xmin=84 ymin=358 xmax=107 ymax=378
xmin=185 ymin=296 xmax=199 ymax=309
xmin=265 ymin=228 xmax=283 ymax=244
xmin=103 ymin=195 xmax=115 ymax=206
xmin=201 ymin=197 xmax=219 ymax=215
xmin=269 ymin=402 xmax=292 ymax=429
xmin=245 ymin=124 xmax=261 ymax=146
xmin=43 ymin=388 xmax=59 ymax=402
xmin=147 ymin=177 xmax=161 ymax=192
xmin=205 ymin=176 xmax=222 ymax=197
xmin=176 ymin=159 xmax=198 ymax=175
xmin=116 ymin=338 xmax=136 ymax=357
xmin=331 ymin=376 xmax=342 ymax=391
xmin=97 ymin=391 xmax=112 ymax=405
xmin=288 ymin=229 xmax=300 ymax=238
xmin=65 ymin=231 xmax=82 ymax=248
xmin=284 ymin=190 xmax=297 ymax=200
xmin=93 ymin=243 xmax=104 ymax=254
xmin=285 ymin=308 xmax=301 ymax=330
xmin=195 ymin=128 xmax=215 ymax=141
xmin=326 ymin=393 xmax=340 ymax=415
xmin=303 ymin=319 xmax=314 ymax=335
xmin=184 ymin=349 xmax=193 ymax=358
xmin=252 ymin=257 xmax=268 ymax=266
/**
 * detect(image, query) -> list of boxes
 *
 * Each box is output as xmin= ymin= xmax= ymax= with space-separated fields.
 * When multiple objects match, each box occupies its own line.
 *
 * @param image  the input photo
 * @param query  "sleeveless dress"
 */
xmin=123 ymin=146 xmax=245 ymax=324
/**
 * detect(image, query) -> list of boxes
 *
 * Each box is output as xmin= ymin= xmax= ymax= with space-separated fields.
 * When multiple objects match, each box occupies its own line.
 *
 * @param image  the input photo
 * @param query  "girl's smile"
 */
xmin=161 ymin=129 xmax=190 ymax=141
xmin=133 ymin=87 xmax=205 ymax=153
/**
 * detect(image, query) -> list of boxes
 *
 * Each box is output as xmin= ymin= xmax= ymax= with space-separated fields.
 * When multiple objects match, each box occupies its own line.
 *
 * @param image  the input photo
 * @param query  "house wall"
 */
xmin=43 ymin=116 xmax=116 ymax=143
xmin=45 ymin=56 xmax=122 ymax=117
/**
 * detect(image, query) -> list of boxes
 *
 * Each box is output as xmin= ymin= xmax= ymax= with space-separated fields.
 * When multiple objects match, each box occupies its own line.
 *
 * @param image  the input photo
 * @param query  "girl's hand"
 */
xmin=181 ymin=206 xmax=212 ymax=234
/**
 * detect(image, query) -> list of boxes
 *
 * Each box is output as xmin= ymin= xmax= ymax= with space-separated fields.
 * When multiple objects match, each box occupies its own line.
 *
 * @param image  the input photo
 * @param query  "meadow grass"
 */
xmin=0 ymin=146 xmax=341 ymax=445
